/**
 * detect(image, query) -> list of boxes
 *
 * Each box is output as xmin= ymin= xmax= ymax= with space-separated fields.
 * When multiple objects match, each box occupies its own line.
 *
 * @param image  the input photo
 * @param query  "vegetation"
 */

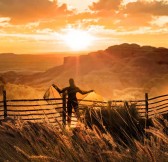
xmin=0 ymin=104 xmax=168 ymax=162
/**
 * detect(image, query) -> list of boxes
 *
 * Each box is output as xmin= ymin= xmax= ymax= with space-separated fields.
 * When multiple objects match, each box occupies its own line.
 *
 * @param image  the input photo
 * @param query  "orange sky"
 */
xmin=0 ymin=0 xmax=168 ymax=53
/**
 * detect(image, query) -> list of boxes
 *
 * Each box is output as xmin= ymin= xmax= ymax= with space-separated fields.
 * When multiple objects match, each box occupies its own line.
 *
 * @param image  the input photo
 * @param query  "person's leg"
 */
xmin=72 ymin=100 xmax=80 ymax=120
xmin=67 ymin=101 xmax=72 ymax=127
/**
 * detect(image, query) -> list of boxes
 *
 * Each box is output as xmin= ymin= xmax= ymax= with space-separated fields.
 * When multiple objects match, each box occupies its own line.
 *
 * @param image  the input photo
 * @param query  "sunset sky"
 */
xmin=0 ymin=0 xmax=168 ymax=53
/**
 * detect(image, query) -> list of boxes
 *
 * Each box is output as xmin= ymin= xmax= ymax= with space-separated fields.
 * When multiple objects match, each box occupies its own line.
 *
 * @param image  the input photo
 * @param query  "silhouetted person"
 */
xmin=52 ymin=78 xmax=93 ymax=126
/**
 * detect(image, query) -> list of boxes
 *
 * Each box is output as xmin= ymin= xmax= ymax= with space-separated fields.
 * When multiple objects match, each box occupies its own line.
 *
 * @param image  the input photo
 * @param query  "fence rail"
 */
xmin=1 ymin=90 xmax=168 ymax=127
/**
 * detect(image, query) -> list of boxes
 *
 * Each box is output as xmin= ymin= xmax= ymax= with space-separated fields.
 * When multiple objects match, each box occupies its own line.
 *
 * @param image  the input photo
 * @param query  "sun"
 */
xmin=63 ymin=29 xmax=93 ymax=51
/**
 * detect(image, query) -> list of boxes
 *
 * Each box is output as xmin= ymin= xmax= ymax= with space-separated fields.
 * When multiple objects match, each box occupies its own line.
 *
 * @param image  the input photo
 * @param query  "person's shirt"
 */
xmin=53 ymin=85 xmax=91 ymax=101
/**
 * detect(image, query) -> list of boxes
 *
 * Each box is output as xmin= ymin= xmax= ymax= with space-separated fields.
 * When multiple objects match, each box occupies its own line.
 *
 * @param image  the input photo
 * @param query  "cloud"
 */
xmin=125 ymin=1 xmax=168 ymax=16
xmin=38 ymin=18 xmax=68 ymax=31
xmin=0 ymin=0 xmax=168 ymax=52
xmin=116 ymin=13 xmax=153 ymax=29
xmin=84 ymin=0 xmax=168 ymax=30
xmin=0 ymin=17 xmax=10 ymax=27
xmin=0 ymin=17 xmax=11 ymax=23
xmin=113 ymin=1 xmax=168 ymax=30
xmin=89 ymin=0 xmax=122 ymax=11
xmin=150 ymin=16 xmax=168 ymax=27
xmin=0 ymin=0 xmax=70 ymax=24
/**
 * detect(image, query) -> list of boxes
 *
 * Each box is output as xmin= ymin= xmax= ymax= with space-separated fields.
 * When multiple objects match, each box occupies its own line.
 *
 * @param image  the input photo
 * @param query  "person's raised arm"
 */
xmin=78 ymin=88 xmax=94 ymax=95
xmin=52 ymin=84 xmax=67 ymax=93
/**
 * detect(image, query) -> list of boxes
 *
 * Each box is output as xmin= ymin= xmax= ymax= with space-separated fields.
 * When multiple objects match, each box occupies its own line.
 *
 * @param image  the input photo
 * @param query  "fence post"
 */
xmin=145 ymin=93 xmax=149 ymax=128
xmin=62 ymin=93 xmax=66 ymax=127
xmin=3 ymin=90 xmax=7 ymax=118
xmin=108 ymin=101 xmax=112 ymax=109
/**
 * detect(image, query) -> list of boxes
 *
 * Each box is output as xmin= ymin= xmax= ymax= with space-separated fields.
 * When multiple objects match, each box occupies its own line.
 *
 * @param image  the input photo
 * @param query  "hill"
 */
xmin=1 ymin=43 xmax=168 ymax=99
xmin=0 ymin=53 xmax=70 ymax=74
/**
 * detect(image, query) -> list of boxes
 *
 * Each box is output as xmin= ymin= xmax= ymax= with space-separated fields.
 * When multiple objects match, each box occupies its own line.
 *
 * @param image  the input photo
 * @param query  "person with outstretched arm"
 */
xmin=52 ymin=78 xmax=93 ymax=127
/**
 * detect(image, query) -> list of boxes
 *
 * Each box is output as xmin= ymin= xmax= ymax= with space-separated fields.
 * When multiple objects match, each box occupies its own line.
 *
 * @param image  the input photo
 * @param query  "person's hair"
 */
xmin=69 ymin=78 xmax=75 ymax=87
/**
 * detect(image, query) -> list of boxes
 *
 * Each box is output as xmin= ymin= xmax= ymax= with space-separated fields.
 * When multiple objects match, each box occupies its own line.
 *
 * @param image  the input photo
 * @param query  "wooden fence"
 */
xmin=1 ymin=90 xmax=168 ymax=127
xmin=134 ymin=93 xmax=168 ymax=119
xmin=0 ymin=90 xmax=63 ymax=125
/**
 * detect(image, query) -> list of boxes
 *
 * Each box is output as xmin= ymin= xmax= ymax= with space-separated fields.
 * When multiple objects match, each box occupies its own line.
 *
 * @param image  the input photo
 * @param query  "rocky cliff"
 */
xmin=1 ymin=43 xmax=168 ymax=99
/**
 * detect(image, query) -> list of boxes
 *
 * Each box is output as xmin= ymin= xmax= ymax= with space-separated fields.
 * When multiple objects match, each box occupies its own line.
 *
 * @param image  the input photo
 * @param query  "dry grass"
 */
xmin=0 ymin=105 xmax=168 ymax=162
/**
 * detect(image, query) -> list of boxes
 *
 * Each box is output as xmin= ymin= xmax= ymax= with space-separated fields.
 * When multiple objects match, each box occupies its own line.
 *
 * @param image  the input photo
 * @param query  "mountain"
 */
xmin=0 ymin=53 xmax=70 ymax=74
xmin=1 ymin=43 xmax=168 ymax=99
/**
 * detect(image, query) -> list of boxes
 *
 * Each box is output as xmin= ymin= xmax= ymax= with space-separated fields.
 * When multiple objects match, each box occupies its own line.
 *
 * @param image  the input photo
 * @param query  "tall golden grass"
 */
xmin=0 ymin=104 xmax=168 ymax=162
